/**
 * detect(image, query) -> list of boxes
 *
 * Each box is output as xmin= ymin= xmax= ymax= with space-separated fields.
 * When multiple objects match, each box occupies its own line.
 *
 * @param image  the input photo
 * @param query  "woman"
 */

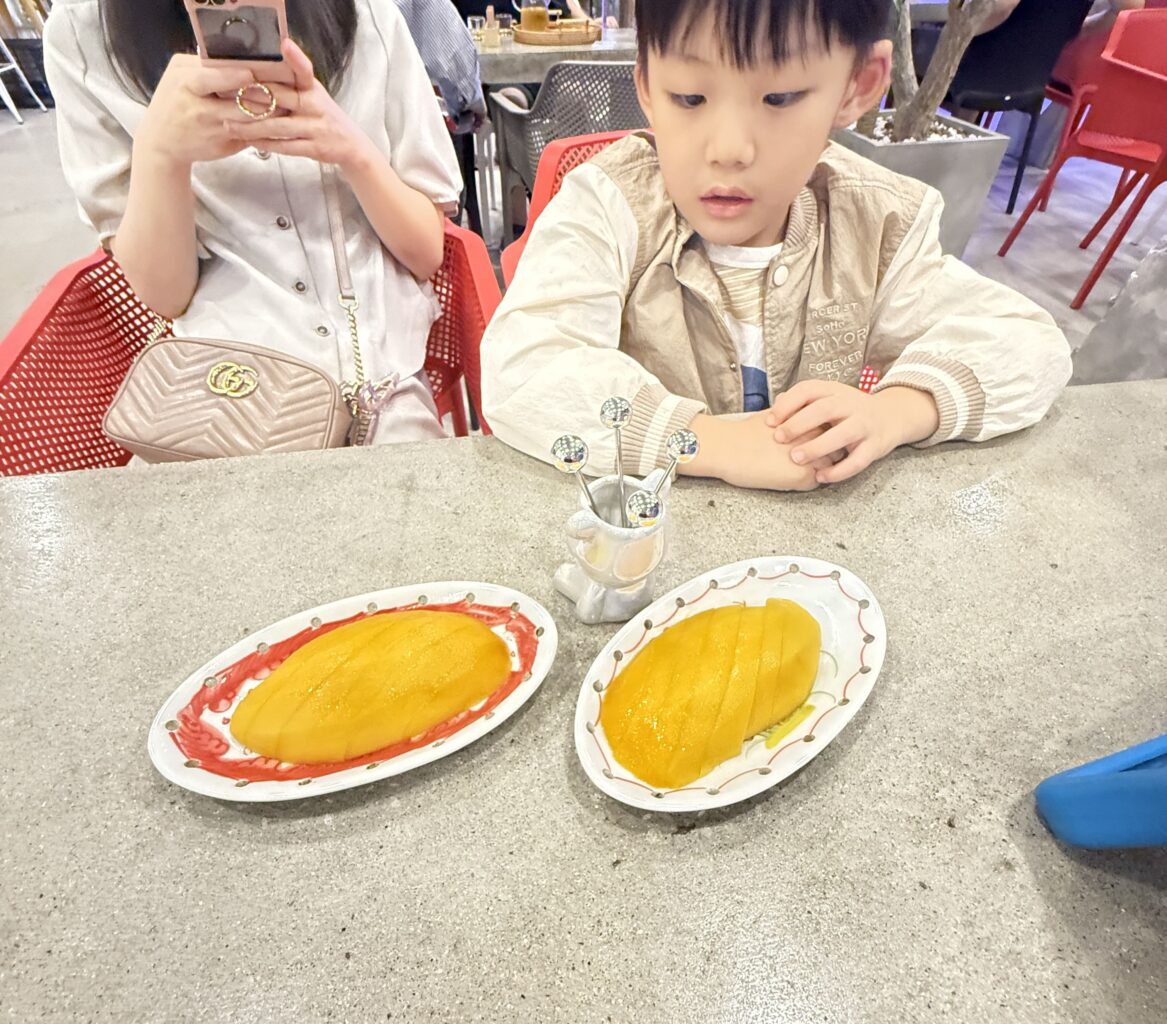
xmin=44 ymin=0 xmax=463 ymax=444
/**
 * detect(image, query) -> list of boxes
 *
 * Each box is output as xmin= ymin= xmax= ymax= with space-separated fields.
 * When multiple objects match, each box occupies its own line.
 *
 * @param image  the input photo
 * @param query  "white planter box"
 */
xmin=832 ymin=112 xmax=1009 ymax=257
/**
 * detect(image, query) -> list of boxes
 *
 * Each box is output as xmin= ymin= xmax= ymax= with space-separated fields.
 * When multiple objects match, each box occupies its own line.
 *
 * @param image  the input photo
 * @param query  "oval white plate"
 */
xmin=149 ymin=581 xmax=558 ymax=802
xmin=574 ymin=556 xmax=886 ymax=813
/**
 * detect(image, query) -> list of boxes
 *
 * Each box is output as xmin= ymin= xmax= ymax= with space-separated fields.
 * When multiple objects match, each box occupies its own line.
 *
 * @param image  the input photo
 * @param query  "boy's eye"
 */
xmin=669 ymin=93 xmax=706 ymax=109
xmin=763 ymin=91 xmax=806 ymax=108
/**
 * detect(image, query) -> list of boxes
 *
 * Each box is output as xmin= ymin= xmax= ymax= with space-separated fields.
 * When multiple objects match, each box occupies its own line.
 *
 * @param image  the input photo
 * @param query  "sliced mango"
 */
xmin=600 ymin=600 xmax=820 ymax=788
xmin=230 ymin=610 xmax=511 ymax=764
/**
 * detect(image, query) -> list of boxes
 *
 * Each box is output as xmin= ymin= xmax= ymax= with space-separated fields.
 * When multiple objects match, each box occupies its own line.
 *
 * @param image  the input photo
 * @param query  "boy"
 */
xmin=480 ymin=0 xmax=1072 ymax=490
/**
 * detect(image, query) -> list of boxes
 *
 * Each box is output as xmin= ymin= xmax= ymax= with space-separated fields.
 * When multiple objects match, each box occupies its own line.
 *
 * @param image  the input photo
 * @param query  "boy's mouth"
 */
xmin=700 ymin=189 xmax=754 ymax=218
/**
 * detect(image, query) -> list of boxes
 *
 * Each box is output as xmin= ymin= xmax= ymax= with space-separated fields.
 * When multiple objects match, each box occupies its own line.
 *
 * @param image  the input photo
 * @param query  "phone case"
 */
xmin=183 ymin=0 xmax=295 ymax=86
xmin=1035 ymin=732 xmax=1167 ymax=849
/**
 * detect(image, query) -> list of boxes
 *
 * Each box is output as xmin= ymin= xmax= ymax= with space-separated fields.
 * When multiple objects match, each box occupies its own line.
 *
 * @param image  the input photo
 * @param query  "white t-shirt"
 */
xmin=43 ymin=0 xmax=463 ymax=388
xmin=704 ymin=239 xmax=784 ymax=412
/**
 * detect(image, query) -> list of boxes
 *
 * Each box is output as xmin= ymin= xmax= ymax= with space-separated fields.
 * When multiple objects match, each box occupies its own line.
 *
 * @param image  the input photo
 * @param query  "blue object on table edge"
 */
xmin=1034 ymin=732 xmax=1167 ymax=849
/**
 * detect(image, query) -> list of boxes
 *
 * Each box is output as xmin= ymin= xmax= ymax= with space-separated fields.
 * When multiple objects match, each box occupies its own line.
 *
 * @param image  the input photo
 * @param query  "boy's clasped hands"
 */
xmin=683 ymin=382 xmax=940 ymax=491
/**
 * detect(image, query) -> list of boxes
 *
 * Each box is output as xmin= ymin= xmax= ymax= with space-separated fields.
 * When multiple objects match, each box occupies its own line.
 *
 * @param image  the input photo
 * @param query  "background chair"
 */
xmin=941 ymin=0 xmax=1093 ymax=214
xmin=1042 ymin=0 xmax=1167 ymax=216
xmin=998 ymin=8 xmax=1167 ymax=309
xmin=0 ymin=36 xmax=46 ymax=125
xmin=0 ymin=223 xmax=500 ymax=476
xmin=488 ymin=61 xmax=647 ymax=242
xmin=500 ymin=130 xmax=632 ymax=285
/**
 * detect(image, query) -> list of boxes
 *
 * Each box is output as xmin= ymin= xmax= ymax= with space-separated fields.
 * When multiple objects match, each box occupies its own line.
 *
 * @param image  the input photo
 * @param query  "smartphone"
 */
xmin=183 ymin=0 xmax=295 ymax=85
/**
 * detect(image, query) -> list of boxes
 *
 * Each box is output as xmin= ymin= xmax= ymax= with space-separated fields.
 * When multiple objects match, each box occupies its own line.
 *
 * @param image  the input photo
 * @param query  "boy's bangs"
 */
xmin=636 ymin=0 xmax=890 ymax=68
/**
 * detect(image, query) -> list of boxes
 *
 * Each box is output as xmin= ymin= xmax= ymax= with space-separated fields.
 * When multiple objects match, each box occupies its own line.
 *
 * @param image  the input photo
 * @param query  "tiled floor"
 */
xmin=1 ymin=111 xmax=1162 ymax=373
xmin=0 ymin=110 xmax=96 ymax=332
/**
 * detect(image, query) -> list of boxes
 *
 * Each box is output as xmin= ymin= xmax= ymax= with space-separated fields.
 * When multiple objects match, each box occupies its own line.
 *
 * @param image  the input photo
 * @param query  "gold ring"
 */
xmin=236 ymin=83 xmax=276 ymax=120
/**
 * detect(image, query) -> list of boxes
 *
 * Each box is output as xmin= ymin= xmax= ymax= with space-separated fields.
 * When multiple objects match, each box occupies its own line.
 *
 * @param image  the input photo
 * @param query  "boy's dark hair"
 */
xmin=635 ymin=0 xmax=891 ymax=68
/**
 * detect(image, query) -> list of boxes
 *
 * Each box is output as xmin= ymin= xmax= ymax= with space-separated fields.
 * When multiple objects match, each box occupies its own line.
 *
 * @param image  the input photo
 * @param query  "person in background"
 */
xmin=395 ymin=0 xmax=486 ymax=129
xmin=455 ymin=0 xmax=591 ymax=19
xmin=480 ymin=0 xmax=1071 ymax=491
xmin=911 ymin=0 xmax=1023 ymax=78
xmin=977 ymin=0 xmax=1023 ymax=33
xmin=44 ymin=0 xmax=462 ymax=445
xmin=1051 ymin=0 xmax=1147 ymax=90
xmin=399 ymin=0 xmax=488 ymax=230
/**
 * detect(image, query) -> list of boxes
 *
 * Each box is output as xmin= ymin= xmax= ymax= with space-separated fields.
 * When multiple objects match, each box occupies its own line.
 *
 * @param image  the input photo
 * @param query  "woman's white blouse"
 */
xmin=43 ymin=0 xmax=464 ymax=386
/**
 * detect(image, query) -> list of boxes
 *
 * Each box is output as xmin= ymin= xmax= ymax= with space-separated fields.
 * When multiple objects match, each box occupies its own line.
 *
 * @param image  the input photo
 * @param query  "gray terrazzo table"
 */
xmin=477 ymin=29 xmax=636 ymax=85
xmin=2 ymin=380 xmax=1165 ymax=1024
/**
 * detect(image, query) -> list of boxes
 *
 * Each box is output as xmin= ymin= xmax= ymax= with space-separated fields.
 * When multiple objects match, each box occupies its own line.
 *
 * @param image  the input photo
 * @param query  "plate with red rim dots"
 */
xmin=148 ymin=581 xmax=558 ymax=802
xmin=573 ymin=556 xmax=886 ymax=813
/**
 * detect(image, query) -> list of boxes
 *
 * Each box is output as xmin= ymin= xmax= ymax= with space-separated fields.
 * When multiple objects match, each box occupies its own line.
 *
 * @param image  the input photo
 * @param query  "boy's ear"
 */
xmin=634 ymin=60 xmax=655 ymax=129
xmin=833 ymin=39 xmax=892 ymax=128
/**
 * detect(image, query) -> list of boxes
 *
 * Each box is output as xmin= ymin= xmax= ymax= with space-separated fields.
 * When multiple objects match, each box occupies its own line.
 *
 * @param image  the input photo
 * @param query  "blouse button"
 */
xmin=315 ymin=325 xmax=330 ymax=337
xmin=294 ymin=281 xmax=307 ymax=293
xmin=276 ymin=216 xmax=291 ymax=230
xmin=771 ymin=265 xmax=790 ymax=287
xmin=254 ymin=148 xmax=271 ymax=161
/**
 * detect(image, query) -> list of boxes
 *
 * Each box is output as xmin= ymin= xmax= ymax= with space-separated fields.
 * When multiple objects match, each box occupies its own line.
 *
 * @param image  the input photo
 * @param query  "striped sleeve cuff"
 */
xmin=624 ymin=383 xmax=706 ymax=475
xmin=874 ymin=352 xmax=986 ymax=446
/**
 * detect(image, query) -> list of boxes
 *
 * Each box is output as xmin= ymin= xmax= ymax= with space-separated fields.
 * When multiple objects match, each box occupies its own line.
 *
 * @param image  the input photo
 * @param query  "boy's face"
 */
xmin=636 ymin=11 xmax=891 ymax=248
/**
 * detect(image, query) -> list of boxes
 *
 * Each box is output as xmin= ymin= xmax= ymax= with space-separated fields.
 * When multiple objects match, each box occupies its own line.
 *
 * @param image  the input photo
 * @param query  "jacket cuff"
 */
xmin=624 ymin=383 xmax=706 ymax=475
xmin=874 ymin=352 xmax=986 ymax=446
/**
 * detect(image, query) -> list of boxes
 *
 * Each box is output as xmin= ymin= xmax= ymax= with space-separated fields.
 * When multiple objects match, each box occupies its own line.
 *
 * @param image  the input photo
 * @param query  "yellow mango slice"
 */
xmin=599 ymin=600 xmax=820 ymax=788
xmin=230 ymin=610 xmax=511 ymax=764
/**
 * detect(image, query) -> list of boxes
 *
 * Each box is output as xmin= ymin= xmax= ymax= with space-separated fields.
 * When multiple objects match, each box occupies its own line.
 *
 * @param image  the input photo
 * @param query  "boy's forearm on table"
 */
xmin=678 ymin=413 xmax=731 ymax=481
xmin=871 ymin=386 xmax=941 ymax=447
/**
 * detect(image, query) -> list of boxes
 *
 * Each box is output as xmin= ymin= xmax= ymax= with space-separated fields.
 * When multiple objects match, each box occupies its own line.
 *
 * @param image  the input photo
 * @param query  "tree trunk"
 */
xmin=892 ymin=0 xmax=994 ymax=142
xmin=890 ymin=0 xmax=918 ymax=112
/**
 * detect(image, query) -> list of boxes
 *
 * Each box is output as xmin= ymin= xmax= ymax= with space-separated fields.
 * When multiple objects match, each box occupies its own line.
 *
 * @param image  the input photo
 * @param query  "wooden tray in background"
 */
xmin=514 ymin=20 xmax=601 ymax=45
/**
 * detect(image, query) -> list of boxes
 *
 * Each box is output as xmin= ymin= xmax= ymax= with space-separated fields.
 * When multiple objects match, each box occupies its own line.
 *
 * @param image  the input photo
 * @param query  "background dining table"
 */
xmin=476 ymin=2 xmax=949 ymax=87
xmin=477 ymin=27 xmax=637 ymax=85
xmin=1 ymin=379 xmax=1165 ymax=1023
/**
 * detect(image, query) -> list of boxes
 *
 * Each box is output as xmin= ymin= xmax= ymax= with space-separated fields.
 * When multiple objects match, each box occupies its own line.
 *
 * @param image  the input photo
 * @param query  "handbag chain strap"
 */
xmin=144 ymin=162 xmax=395 ymax=445
xmin=320 ymin=165 xmax=399 ymax=445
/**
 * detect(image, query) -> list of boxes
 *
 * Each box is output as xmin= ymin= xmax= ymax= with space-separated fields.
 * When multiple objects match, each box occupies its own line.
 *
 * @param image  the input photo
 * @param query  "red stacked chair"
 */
xmin=500 ymin=130 xmax=633 ymax=286
xmin=1000 ymin=8 xmax=1167 ymax=308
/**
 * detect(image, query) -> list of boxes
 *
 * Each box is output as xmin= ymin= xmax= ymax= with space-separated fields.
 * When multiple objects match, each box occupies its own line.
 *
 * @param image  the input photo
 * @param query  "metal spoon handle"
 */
xmin=650 ymin=457 xmax=678 ymax=498
xmin=614 ymin=428 xmax=628 ymax=527
xmin=575 ymin=474 xmax=600 ymax=518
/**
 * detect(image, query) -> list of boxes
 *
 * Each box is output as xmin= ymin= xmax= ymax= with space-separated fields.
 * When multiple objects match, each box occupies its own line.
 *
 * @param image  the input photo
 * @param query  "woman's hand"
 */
xmin=225 ymin=37 xmax=445 ymax=280
xmin=766 ymin=381 xmax=940 ymax=484
xmin=225 ymin=39 xmax=372 ymax=173
xmin=135 ymin=54 xmax=268 ymax=169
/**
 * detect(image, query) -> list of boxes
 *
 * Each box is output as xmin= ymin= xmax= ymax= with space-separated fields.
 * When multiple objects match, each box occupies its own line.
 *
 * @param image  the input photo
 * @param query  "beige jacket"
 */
xmin=481 ymin=134 xmax=1072 ymax=476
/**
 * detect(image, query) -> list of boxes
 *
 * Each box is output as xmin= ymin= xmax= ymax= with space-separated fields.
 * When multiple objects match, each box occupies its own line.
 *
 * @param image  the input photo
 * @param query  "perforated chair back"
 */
xmin=501 ymin=130 xmax=631 ymax=284
xmin=521 ymin=62 xmax=646 ymax=186
xmin=0 ymin=223 xmax=501 ymax=475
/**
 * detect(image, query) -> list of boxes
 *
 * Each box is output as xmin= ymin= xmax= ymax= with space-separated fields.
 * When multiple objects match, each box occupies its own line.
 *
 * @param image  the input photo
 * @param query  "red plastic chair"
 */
xmin=0 ymin=221 xmax=500 ymax=476
xmin=1042 ymin=0 xmax=1167 ymax=215
xmin=500 ymin=130 xmax=632 ymax=286
xmin=1000 ymin=9 xmax=1167 ymax=309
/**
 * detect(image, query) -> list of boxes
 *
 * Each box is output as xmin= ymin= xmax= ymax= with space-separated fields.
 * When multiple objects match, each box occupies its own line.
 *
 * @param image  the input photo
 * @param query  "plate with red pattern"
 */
xmin=574 ymin=556 xmax=886 ymax=813
xmin=148 ymin=581 xmax=558 ymax=802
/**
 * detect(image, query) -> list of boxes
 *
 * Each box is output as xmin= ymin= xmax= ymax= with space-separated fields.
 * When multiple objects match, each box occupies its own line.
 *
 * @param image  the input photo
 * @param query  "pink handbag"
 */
xmin=103 ymin=167 xmax=395 ymax=462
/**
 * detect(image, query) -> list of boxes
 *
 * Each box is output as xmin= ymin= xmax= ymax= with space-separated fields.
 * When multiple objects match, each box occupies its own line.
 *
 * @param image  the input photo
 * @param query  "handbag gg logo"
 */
xmin=207 ymin=361 xmax=260 ymax=399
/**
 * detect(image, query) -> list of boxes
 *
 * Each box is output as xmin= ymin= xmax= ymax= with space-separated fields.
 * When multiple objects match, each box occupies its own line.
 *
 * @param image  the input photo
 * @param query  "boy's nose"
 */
xmin=706 ymin=117 xmax=756 ymax=169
